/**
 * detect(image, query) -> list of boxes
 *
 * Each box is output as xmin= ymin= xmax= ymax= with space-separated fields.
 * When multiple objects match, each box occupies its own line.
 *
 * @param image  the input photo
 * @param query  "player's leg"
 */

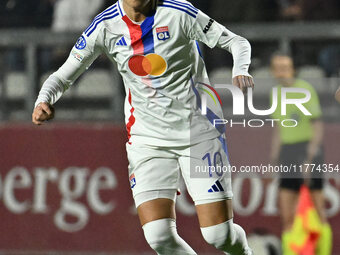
xmin=309 ymin=185 xmax=327 ymax=224
xmin=309 ymin=171 xmax=332 ymax=255
xmin=196 ymin=199 xmax=252 ymax=255
xmin=279 ymin=187 xmax=299 ymax=231
xmin=127 ymin=143 xmax=197 ymax=255
xmin=310 ymin=190 xmax=332 ymax=255
xmin=177 ymin=137 xmax=252 ymax=255
xmin=195 ymin=199 xmax=233 ymax=228
xmin=137 ymin=195 xmax=196 ymax=255
xmin=137 ymin=197 xmax=176 ymax=226
xmin=279 ymin=180 xmax=300 ymax=255
xmin=308 ymin=149 xmax=332 ymax=255
xmin=310 ymin=190 xmax=327 ymax=222
xmin=278 ymin=143 xmax=305 ymax=255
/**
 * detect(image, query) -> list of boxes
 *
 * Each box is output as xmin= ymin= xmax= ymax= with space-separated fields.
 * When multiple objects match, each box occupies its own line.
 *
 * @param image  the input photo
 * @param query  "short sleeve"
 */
xmin=186 ymin=10 xmax=224 ymax=48
xmin=271 ymin=86 xmax=281 ymax=120
xmin=306 ymin=84 xmax=322 ymax=119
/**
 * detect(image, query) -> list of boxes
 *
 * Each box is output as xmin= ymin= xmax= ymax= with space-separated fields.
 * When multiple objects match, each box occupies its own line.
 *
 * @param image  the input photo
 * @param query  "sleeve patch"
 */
xmin=203 ymin=19 xmax=215 ymax=34
xmin=71 ymin=50 xmax=84 ymax=62
xmin=75 ymin=36 xmax=87 ymax=50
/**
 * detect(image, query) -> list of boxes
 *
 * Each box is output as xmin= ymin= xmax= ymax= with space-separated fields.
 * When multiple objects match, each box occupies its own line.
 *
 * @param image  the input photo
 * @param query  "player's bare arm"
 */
xmin=306 ymin=119 xmax=324 ymax=163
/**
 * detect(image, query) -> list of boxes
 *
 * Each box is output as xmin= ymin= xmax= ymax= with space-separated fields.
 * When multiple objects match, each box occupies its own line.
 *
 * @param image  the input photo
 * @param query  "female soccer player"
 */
xmin=32 ymin=0 xmax=254 ymax=254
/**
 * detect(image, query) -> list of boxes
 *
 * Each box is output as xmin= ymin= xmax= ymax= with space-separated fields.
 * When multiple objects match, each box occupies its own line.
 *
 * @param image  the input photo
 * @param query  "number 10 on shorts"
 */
xmin=202 ymin=152 xmax=224 ymax=177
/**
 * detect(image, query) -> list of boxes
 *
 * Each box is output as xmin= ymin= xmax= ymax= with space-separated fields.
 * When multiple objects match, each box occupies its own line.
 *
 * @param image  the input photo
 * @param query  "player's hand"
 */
xmin=32 ymin=102 xmax=55 ymax=125
xmin=232 ymin=75 xmax=254 ymax=94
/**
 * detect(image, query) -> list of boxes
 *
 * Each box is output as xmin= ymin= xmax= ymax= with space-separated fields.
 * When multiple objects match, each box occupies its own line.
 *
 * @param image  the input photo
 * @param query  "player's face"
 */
xmin=123 ymin=0 xmax=153 ymax=9
xmin=271 ymin=56 xmax=295 ymax=86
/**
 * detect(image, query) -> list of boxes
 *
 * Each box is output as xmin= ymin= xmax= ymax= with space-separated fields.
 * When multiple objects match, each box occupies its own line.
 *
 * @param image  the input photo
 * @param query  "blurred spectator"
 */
xmin=193 ymin=0 xmax=211 ymax=14
xmin=50 ymin=0 xmax=104 ymax=68
xmin=0 ymin=0 xmax=53 ymax=28
xmin=196 ymin=0 xmax=279 ymax=72
xmin=51 ymin=0 xmax=104 ymax=32
xmin=0 ymin=0 xmax=53 ymax=71
xmin=277 ymin=0 xmax=340 ymax=21
xmin=318 ymin=45 xmax=340 ymax=77
xmin=211 ymin=0 xmax=279 ymax=22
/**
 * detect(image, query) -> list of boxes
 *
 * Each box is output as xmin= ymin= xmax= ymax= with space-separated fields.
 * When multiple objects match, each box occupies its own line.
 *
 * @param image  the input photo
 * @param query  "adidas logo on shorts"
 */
xmin=208 ymin=180 xmax=224 ymax=193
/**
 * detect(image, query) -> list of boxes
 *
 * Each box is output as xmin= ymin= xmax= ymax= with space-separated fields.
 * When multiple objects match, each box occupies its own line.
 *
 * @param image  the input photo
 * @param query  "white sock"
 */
xmin=143 ymin=218 xmax=197 ymax=255
xmin=200 ymin=219 xmax=252 ymax=255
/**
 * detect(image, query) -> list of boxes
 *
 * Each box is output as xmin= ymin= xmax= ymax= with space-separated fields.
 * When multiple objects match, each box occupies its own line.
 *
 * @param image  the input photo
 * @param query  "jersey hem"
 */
xmin=129 ymin=131 xmax=221 ymax=147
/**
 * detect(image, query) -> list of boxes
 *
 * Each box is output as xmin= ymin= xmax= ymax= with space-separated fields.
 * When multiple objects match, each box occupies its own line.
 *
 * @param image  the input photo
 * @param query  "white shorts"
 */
xmin=126 ymin=136 xmax=233 ymax=207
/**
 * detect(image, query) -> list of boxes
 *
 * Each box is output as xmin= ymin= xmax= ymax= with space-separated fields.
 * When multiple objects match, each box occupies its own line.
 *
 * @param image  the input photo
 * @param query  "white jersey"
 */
xmin=36 ymin=0 xmax=251 ymax=146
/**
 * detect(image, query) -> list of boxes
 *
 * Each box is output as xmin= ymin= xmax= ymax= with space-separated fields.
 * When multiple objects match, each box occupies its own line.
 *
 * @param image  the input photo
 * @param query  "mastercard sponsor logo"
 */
xmin=128 ymin=53 xmax=167 ymax=77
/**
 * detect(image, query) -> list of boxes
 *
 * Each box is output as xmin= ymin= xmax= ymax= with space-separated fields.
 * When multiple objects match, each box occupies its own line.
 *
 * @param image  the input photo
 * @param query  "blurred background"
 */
xmin=0 ymin=0 xmax=339 ymax=254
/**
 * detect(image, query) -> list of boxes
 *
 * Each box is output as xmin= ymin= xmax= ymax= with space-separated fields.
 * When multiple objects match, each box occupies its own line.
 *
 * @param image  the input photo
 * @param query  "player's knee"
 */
xmin=201 ymin=220 xmax=251 ymax=254
xmin=200 ymin=220 xmax=235 ymax=250
xmin=142 ymin=218 xmax=177 ymax=252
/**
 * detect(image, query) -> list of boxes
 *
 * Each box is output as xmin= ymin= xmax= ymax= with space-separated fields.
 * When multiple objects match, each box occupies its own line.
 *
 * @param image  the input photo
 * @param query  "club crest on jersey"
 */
xmin=129 ymin=174 xmax=136 ymax=189
xmin=75 ymin=36 xmax=87 ymax=50
xmin=156 ymin=26 xmax=170 ymax=41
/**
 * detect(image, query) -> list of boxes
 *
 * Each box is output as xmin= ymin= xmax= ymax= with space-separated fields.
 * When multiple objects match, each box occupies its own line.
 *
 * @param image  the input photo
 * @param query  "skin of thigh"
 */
xmin=311 ymin=190 xmax=327 ymax=223
xmin=137 ymin=198 xmax=176 ymax=226
xmin=196 ymin=200 xmax=233 ymax=228
xmin=279 ymin=188 xmax=299 ymax=231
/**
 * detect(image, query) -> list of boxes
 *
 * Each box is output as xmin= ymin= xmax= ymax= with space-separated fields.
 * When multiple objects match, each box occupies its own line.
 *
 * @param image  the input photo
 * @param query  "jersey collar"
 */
xmin=118 ymin=0 xmax=125 ymax=17
xmin=118 ymin=0 xmax=157 ymax=22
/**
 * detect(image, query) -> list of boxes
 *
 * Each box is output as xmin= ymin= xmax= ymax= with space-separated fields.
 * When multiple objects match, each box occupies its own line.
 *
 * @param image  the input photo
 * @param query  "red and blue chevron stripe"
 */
xmin=122 ymin=13 xmax=155 ymax=55
xmin=122 ymin=13 xmax=157 ymax=142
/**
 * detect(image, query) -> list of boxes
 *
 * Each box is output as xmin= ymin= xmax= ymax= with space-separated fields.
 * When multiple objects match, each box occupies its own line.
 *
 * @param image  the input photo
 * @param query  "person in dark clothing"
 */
xmin=0 ymin=0 xmax=53 ymax=28
xmin=212 ymin=0 xmax=279 ymax=23
xmin=277 ymin=0 xmax=340 ymax=21
xmin=0 ymin=0 xmax=54 ymax=71
xmin=318 ymin=45 xmax=340 ymax=77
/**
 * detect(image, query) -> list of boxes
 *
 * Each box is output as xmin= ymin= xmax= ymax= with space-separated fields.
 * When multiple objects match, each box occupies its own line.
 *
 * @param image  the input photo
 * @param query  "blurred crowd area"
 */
xmin=1 ymin=0 xmax=340 ymax=28
xmin=1 ymin=0 xmax=340 ymax=74
xmin=0 ymin=0 xmax=339 ymax=122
